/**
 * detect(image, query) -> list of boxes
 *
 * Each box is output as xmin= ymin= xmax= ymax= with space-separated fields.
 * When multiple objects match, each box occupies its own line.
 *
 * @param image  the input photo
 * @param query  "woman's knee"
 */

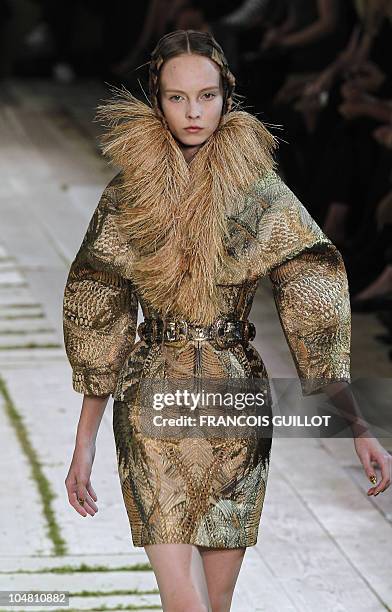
xmin=209 ymin=590 xmax=233 ymax=612
xmin=144 ymin=543 xmax=210 ymax=612
xmin=162 ymin=597 xmax=209 ymax=612
xmin=159 ymin=582 xmax=210 ymax=612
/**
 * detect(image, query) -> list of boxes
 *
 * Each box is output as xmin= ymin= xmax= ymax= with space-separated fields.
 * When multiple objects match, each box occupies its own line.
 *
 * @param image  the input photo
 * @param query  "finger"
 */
xmin=71 ymin=491 xmax=88 ymax=517
xmin=66 ymin=477 xmax=86 ymax=507
xmin=77 ymin=485 xmax=98 ymax=515
xmin=73 ymin=490 xmax=98 ymax=516
xmin=84 ymin=490 xmax=99 ymax=513
xmin=86 ymin=481 xmax=98 ymax=502
xmin=80 ymin=492 xmax=98 ymax=515
xmin=373 ymin=455 xmax=392 ymax=495
xmin=360 ymin=453 xmax=379 ymax=495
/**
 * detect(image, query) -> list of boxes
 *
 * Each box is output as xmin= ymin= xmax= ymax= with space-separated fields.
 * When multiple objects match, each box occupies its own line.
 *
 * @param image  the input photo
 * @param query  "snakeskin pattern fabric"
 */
xmin=63 ymin=169 xmax=351 ymax=548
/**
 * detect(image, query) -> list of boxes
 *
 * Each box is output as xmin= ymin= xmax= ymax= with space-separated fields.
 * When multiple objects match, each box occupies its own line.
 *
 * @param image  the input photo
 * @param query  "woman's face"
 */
xmin=159 ymin=53 xmax=224 ymax=162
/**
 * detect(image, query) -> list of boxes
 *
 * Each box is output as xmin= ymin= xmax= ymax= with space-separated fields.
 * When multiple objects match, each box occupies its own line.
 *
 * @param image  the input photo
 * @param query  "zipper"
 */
xmin=194 ymin=340 xmax=202 ymax=377
xmin=194 ymin=340 xmax=203 ymax=397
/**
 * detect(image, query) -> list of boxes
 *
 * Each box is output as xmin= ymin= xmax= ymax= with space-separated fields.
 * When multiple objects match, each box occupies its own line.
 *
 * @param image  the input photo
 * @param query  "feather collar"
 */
xmin=95 ymin=88 xmax=278 ymax=325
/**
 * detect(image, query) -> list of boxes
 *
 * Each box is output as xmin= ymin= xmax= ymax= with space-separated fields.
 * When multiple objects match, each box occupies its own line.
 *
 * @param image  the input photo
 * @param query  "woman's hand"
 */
xmin=303 ymin=72 xmax=331 ymax=99
xmin=354 ymin=435 xmax=392 ymax=496
xmin=340 ymin=79 xmax=363 ymax=102
xmin=338 ymin=91 xmax=377 ymax=119
xmin=350 ymin=61 xmax=386 ymax=93
xmin=260 ymin=28 xmax=283 ymax=51
xmin=65 ymin=442 xmax=99 ymax=517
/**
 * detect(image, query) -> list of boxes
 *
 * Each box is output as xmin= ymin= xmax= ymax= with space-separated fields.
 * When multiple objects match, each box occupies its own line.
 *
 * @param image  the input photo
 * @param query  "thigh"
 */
xmin=144 ymin=543 xmax=210 ymax=612
xmin=198 ymin=546 xmax=246 ymax=612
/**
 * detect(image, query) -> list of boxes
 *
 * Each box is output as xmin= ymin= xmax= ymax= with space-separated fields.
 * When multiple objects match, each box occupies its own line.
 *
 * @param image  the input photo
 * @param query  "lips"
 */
xmin=184 ymin=127 xmax=203 ymax=132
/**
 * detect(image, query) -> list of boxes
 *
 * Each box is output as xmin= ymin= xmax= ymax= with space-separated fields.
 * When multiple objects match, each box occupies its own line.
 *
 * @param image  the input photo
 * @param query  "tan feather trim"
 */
xmin=96 ymin=87 xmax=278 ymax=325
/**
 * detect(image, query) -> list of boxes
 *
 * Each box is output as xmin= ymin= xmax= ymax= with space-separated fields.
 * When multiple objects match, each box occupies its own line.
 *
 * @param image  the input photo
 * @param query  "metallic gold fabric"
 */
xmin=95 ymin=90 xmax=278 ymax=326
xmin=62 ymin=173 xmax=139 ymax=397
xmin=62 ymin=169 xmax=351 ymax=548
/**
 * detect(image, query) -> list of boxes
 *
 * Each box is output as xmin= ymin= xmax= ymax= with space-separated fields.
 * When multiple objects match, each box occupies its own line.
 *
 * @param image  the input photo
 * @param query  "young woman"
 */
xmin=63 ymin=30 xmax=391 ymax=612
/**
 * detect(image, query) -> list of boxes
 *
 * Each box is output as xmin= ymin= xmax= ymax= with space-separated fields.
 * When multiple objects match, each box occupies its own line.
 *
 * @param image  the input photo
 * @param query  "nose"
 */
xmin=186 ymin=99 xmax=201 ymax=119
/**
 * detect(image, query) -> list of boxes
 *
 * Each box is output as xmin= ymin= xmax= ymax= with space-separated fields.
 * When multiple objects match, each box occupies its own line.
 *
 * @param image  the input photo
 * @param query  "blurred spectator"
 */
xmin=303 ymin=0 xmax=392 ymax=247
xmin=260 ymin=0 xmax=356 ymax=202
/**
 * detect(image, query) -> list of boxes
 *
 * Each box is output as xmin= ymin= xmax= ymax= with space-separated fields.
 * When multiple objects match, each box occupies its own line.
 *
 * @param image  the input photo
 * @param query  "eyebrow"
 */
xmin=163 ymin=86 xmax=220 ymax=94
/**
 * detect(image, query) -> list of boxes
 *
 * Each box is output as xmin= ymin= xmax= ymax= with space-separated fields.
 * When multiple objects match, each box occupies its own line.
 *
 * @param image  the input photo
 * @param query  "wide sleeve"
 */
xmin=257 ymin=170 xmax=351 ymax=396
xmin=62 ymin=174 xmax=139 ymax=397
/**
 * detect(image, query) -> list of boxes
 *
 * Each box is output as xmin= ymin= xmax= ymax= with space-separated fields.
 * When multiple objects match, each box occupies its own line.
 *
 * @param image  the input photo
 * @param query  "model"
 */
xmin=63 ymin=29 xmax=391 ymax=612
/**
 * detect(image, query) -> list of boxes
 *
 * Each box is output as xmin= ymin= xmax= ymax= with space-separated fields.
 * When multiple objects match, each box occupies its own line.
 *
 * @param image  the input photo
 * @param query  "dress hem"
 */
xmin=130 ymin=538 xmax=258 ymax=549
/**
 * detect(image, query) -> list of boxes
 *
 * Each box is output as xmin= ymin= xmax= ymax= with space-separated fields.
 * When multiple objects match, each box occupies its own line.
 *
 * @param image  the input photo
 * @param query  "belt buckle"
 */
xmin=214 ymin=317 xmax=238 ymax=348
xmin=189 ymin=325 xmax=209 ymax=341
xmin=164 ymin=319 xmax=188 ymax=348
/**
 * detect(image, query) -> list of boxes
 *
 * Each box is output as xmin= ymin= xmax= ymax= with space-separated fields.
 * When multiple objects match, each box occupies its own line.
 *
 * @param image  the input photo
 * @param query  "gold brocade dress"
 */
xmin=62 ymin=96 xmax=351 ymax=549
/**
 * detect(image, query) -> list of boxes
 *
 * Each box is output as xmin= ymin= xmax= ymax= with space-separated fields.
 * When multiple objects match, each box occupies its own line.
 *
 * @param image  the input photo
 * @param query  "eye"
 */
xmin=169 ymin=95 xmax=183 ymax=102
xmin=203 ymin=92 xmax=216 ymax=100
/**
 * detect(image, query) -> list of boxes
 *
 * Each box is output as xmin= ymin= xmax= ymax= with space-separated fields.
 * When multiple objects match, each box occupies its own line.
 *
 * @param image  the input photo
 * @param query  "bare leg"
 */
xmin=144 ymin=543 xmax=211 ymax=611
xmin=198 ymin=546 xmax=247 ymax=612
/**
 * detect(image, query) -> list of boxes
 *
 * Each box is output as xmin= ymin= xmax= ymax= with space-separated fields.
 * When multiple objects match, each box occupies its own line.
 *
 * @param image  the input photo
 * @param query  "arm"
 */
xmin=269 ymin=243 xmax=351 ymax=396
xmin=280 ymin=0 xmax=337 ymax=48
xmin=65 ymin=394 xmax=108 ymax=517
xmin=274 ymin=2 xmax=296 ymax=35
xmin=253 ymin=170 xmax=351 ymax=397
xmin=255 ymin=170 xmax=391 ymax=495
xmin=63 ymin=175 xmax=139 ymax=516
xmin=323 ymin=381 xmax=391 ymax=496
xmin=63 ymin=173 xmax=139 ymax=398
xmin=303 ymin=24 xmax=363 ymax=98
xmin=339 ymin=96 xmax=392 ymax=122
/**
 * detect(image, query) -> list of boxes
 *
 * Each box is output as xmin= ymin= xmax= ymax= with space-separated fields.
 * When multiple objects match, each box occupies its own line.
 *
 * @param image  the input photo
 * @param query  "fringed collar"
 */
xmin=95 ymin=87 xmax=278 ymax=325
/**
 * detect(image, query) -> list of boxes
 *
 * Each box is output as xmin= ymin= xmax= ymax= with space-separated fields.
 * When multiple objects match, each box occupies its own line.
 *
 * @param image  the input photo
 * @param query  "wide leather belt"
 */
xmin=137 ymin=317 xmax=256 ymax=348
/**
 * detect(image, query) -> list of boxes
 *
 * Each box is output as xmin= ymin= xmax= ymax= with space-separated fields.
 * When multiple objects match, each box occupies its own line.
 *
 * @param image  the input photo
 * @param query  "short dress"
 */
xmin=62 ymin=169 xmax=351 ymax=549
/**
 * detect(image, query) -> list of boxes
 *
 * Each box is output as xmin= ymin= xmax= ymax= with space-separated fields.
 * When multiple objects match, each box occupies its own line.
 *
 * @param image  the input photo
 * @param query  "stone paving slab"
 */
xmin=0 ymin=318 xmax=55 ymax=333
xmin=0 ymin=349 xmax=66 ymax=365
xmin=0 ymin=397 xmax=51 ymax=556
xmin=0 ymin=553 xmax=147 ymax=572
xmin=264 ymin=438 xmax=392 ymax=610
xmin=0 ymin=286 xmax=41 ymax=307
xmin=0 ymin=333 xmax=60 ymax=349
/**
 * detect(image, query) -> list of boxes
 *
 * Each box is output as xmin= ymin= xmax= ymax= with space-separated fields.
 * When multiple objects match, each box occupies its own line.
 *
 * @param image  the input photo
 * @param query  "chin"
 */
xmin=177 ymin=131 xmax=210 ymax=147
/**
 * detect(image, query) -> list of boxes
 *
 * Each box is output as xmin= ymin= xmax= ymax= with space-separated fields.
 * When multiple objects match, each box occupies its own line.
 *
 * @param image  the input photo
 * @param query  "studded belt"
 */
xmin=137 ymin=317 xmax=256 ymax=349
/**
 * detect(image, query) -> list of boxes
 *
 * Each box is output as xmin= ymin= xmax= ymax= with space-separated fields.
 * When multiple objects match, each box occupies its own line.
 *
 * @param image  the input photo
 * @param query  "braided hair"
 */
xmin=148 ymin=30 xmax=237 ymax=124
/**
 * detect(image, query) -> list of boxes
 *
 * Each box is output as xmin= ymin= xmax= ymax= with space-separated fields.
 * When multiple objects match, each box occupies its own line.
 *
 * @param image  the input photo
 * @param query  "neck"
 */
xmin=178 ymin=141 xmax=202 ymax=164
